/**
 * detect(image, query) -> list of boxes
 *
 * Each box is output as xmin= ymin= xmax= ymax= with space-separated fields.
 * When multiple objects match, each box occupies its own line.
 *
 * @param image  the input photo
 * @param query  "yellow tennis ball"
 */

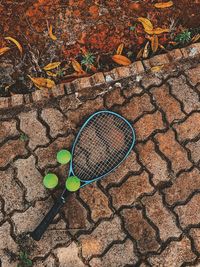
xmin=43 ymin=173 xmax=58 ymax=189
xmin=66 ymin=176 xmax=81 ymax=192
xmin=57 ymin=149 xmax=71 ymax=164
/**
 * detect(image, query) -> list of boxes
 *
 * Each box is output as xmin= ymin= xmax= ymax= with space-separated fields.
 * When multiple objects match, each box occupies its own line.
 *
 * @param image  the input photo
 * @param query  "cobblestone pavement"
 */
xmin=0 ymin=45 xmax=200 ymax=267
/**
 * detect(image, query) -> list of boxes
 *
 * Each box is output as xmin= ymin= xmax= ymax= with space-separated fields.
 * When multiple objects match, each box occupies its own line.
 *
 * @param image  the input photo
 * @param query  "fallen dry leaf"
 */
xmin=4 ymin=37 xmax=22 ymax=54
xmin=154 ymin=1 xmax=173 ymax=8
xmin=145 ymin=27 xmax=170 ymax=35
xmin=0 ymin=47 xmax=10 ymax=56
xmin=43 ymin=62 xmax=61 ymax=71
xmin=49 ymin=25 xmax=57 ymax=41
xmin=136 ymin=47 xmax=144 ymax=59
xmin=151 ymin=35 xmax=159 ymax=52
xmin=138 ymin=17 xmax=153 ymax=31
xmin=192 ymin=34 xmax=200 ymax=43
xmin=116 ymin=43 xmax=124 ymax=55
xmin=71 ymin=59 xmax=85 ymax=73
xmin=28 ymin=75 xmax=55 ymax=90
xmin=112 ymin=54 xmax=131 ymax=66
xmin=46 ymin=71 xmax=57 ymax=77
xmin=143 ymin=41 xmax=150 ymax=58
xmin=151 ymin=65 xmax=164 ymax=72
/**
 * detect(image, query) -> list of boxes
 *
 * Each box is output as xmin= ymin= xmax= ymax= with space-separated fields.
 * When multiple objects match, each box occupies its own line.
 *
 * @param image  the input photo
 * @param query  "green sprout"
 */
xmin=17 ymin=251 xmax=32 ymax=267
xmin=81 ymin=52 xmax=95 ymax=71
xmin=175 ymin=30 xmax=191 ymax=44
xmin=130 ymin=24 xmax=137 ymax=31
xmin=20 ymin=133 xmax=29 ymax=142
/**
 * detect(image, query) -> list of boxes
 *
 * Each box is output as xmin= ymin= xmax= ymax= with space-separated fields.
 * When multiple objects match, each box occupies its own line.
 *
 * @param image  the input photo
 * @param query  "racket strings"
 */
xmin=72 ymin=113 xmax=133 ymax=181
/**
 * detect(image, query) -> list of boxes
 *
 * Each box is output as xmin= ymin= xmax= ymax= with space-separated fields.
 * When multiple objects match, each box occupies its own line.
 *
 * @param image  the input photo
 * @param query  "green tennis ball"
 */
xmin=57 ymin=149 xmax=71 ymax=165
xmin=66 ymin=176 xmax=81 ymax=192
xmin=43 ymin=173 xmax=58 ymax=189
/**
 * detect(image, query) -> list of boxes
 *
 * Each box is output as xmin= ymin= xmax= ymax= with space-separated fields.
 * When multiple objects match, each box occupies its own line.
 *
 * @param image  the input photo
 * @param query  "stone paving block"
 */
xmin=189 ymin=228 xmax=200 ymax=254
xmin=35 ymin=134 xmax=74 ymax=169
xmin=185 ymin=64 xmax=200 ymax=86
xmin=0 ymin=97 xmax=9 ymax=109
xmin=54 ymin=242 xmax=86 ymax=267
xmin=14 ymin=155 xmax=47 ymax=202
xmin=100 ymin=150 xmax=141 ymax=188
xmin=175 ymin=193 xmax=200 ymax=228
xmin=1 ymin=168 xmax=24 ymax=214
xmin=186 ymin=139 xmax=200 ymax=164
xmin=122 ymin=83 xmax=143 ymax=98
xmin=104 ymin=87 xmax=125 ymax=108
xmin=0 ymin=119 xmax=18 ymax=143
xmin=164 ymin=168 xmax=200 ymax=206
xmin=155 ymin=129 xmax=192 ymax=174
xmin=0 ymin=222 xmax=18 ymax=267
xmin=167 ymin=48 xmax=183 ymax=62
xmin=19 ymin=110 xmax=49 ymax=149
xmin=168 ymin=75 xmax=200 ymax=114
xmin=67 ymin=96 xmax=104 ymax=126
xmin=109 ymin=171 xmax=154 ymax=209
xmin=151 ymin=84 xmax=185 ymax=124
xmin=79 ymin=183 xmax=112 ymax=222
xmin=148 ymin=236 xmax=196 ymax=267
xmin=59 ymin=94 xmax=81 ymax=113
xmin=137 ymin=140 xmax=171 ymax=185
xmin=149 ymin=54 xmax=170 ymax=67
xmin=0 ymin=139 xmax=27 ymax=168
xmin=173 ymin=112 xmax=200 ymax=142
xmin=118 ymin=93 xmax=155 ymax=121
xmin=0 ymin=200 xmax=4 ymax=223
xmin=34 ymin=254 xmax=56 ymax=267
xmin=41 ymin=107 xmax=70 ymax=138
xmin=141 ymin=192 xmax=181 ymax=242
xmin=79 ymin=216 xmax=126 ymax=259
xmin=140 ymin=74 xmax=162 ymax=89
xmin=121 ymin=207 xmax=160 ymax=253
xmin=89 ymin=239 xmax=138 ymax=267
xmin=134 ymin=111 xmax=166 ymax=141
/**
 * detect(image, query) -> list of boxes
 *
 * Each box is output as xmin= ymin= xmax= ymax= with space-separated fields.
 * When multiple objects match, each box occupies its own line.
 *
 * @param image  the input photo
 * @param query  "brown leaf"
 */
xmin=138 ymin=17 xmax=153 ymax=31
xmin=4 ymin=37 xmax=22 ymax=54
xmin=28 ymin=75 xmax=55 ymax=90
xmin=192 ymin=34 xmax=200 ymax=43
xmin=71 ymin=59 xmax=85 ymax=73
xmin=43 ymin=62 xmax=61 ymax=71
xmin=136 ymin=47 xmax=144 ymax=59
xmin=143 ymin=41 xmax=150 ymax=59
xmin=0 ymin=47 xmax=10 ymax=56
xmin=112 ymin=54 xmax=131 ymax=66
xmin=151 ymin=65 xmax=164 ymax=72
xmin=153 ymin=28 xmax=170 ymax=35
xmin=49 ymin=25 xmax=57 ymax=41
xmin=116 ymin=43 xmax=124 ymax=55
xmin=46 ymin=71 xmax=57 ymax=77
xmin=151 ymin=35 xmax=159 ymax=53
xmin=154 ymin=1 xmax=173 ymax=8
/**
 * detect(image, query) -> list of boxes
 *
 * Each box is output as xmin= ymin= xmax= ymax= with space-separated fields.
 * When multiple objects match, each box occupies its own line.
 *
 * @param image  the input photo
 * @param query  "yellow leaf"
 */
xmin=136 ymin=47 xmax=144 ymax=59
xmin=138 ymin=17 xmax=153 ymax=31
xmin=153 ymin=28 xmax=170 ymax=35
xmin=49 ymin=25 xmax=57 ymax=41
xmin=46 ymin=71 xmax=57 ymax=77
xmin=151 ymin=65 xmax=164 ymax=72
xmin=154 ymin=1 xmax=173 ymax=8
xmin=192 ymin=34 xmax=200 ymax=43
xmin=43 ymin=62 xmax=61 ymax=71
xmin=151 ymin=35 xmax=159 ymax=53
xmin=71 ymin=59 xmax=84 ymax=73
xmin=4 ymin=37 xmax=22 ymax=54
xmin=0 ymin=47 xmax=10 ymax=56
xmin=116 ymin=43 xmax=124 ymax=55
xmin=143 ymin=41 xmax=150 ymax=59
xmin=112 ymin=54 xmax=131 ymax=66
xmin=28 ymin=75 xmax=55 ymax=90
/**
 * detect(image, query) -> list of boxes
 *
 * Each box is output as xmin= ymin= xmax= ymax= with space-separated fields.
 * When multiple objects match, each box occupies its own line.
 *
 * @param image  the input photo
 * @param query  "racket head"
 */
xmin=69 ymin=110 xmax=135 ymax=186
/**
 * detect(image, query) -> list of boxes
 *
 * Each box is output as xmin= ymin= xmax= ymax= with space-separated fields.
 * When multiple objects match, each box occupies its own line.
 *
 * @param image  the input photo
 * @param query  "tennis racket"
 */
xmin=30 ymin=110 xmax=135 ymax=241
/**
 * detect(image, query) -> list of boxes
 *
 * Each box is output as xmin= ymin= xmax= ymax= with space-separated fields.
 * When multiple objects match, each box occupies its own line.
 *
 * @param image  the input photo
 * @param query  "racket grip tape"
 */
xmin=30 ymin=198 xmax=65 ymax=241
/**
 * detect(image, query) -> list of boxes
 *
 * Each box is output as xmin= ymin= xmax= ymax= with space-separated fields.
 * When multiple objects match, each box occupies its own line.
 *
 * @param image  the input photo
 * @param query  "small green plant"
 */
xmin=17 ymin=251 xmax=32 ymax=267
xmin=19 ymin=133 xmax=29 ymax=141
xmin=175 ymin=30 xmax=191 ymax=44
xmin=81 ymin=52 xmax=95 ymax=71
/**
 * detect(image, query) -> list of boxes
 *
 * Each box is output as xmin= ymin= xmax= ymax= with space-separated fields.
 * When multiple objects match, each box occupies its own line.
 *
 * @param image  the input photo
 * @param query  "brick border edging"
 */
xmin=0 ymin=43 xmax=200 ymax=110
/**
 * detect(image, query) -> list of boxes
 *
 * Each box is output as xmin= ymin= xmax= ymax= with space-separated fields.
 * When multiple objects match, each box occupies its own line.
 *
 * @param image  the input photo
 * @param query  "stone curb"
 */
xmin=0 ymin=43 xmax=200 ymax=111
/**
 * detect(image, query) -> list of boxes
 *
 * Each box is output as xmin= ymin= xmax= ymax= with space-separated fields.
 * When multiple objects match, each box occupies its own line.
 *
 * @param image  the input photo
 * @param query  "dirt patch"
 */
xmin=0 ymin=0 xmax=200 ymax=96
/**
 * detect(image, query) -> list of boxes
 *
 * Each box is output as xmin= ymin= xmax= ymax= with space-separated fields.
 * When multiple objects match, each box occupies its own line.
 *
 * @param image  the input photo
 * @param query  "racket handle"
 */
xmin=30 ymin=197 xmax=66 ymax=241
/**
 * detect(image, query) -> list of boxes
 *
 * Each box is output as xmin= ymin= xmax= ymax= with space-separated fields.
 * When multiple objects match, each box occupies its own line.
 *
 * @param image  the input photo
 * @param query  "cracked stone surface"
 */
xmin=0 ymin=54 xmax=200 ymax=266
